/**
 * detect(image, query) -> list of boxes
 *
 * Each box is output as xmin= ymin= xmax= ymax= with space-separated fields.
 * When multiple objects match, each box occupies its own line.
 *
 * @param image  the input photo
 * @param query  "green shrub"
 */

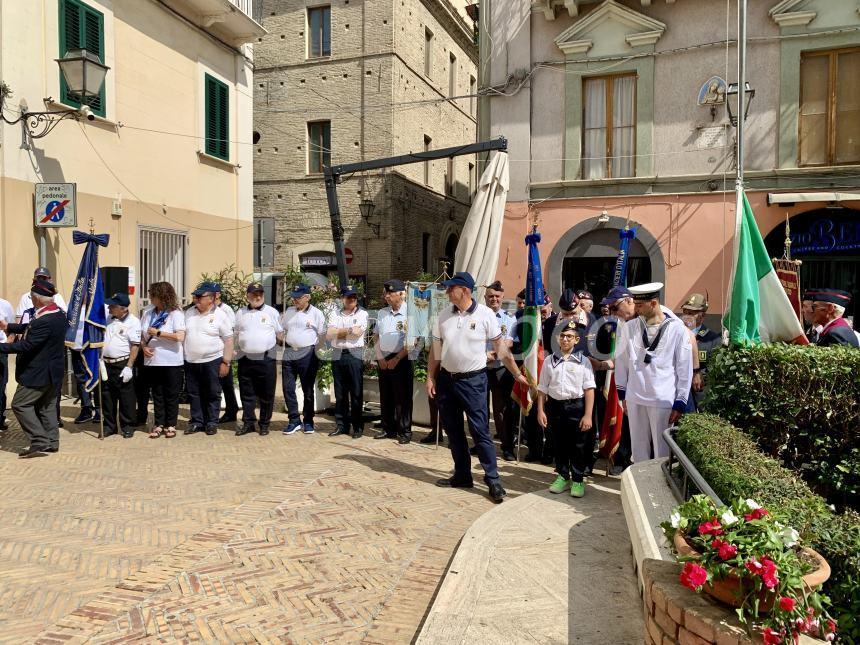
xmin=703 ymin=345 xmax=860 ymax=511
xmin=676 ymin=414 xmax=860 ymax=643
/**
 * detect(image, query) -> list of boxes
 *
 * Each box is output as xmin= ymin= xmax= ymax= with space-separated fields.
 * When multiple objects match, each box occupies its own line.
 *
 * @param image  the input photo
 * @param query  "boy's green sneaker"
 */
xmin=548 ymin=475 xmax=570 ymax=494
xmin=570 ymin=481 xmax=585 ymax=498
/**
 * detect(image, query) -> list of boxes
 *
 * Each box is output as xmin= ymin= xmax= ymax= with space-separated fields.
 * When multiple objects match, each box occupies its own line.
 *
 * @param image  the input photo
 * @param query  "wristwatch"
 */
xmin=156 ymin=330 xmax=162 ymax=337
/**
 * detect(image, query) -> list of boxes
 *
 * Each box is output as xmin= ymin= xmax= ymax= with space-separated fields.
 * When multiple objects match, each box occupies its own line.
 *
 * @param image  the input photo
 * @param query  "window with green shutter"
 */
xmin=205 ymin=74 xmax=230 ymax=161
xmin=59 ymin=0 xmax=105 ymax=116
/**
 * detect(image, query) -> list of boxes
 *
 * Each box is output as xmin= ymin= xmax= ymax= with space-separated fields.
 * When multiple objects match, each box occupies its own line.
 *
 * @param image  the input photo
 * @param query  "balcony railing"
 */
xmin=229 ymin=0 xmax=263 ymax=25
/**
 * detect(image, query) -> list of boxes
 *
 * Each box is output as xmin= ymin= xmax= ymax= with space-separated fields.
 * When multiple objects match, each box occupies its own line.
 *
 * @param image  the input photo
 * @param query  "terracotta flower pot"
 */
xmin=673 ymin=533 xmax=831 ymax=611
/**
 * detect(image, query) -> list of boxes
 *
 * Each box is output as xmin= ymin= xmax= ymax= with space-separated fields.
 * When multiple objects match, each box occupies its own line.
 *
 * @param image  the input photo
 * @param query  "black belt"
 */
xmin=104 ymin=356 xmax=130 ymax=365
xmin=442 ymin=368 xmax=486 ymax=380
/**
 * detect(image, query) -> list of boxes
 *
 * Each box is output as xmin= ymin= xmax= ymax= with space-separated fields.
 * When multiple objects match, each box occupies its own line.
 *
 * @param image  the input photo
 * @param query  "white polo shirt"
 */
xmin=537 ymin=352 xmax=596 ymax=401
xmin=103 ymin=312 xmax=142 ymax=359
xmin=217 ymin=302 xmax=236 ymax=326
xmin=376 ymin=304 xmax=408 ymax=354
xmin=16 ymin=292 xmax=67 ymax=323
xmin=487 ymin=308 xmax=516 ymax=368
xmin=329 ymin=307 xmax=369 ymax=350
xmin=184 ymin=306 xmax=233 ymax=364
xmin=235 ymin=304 xmax=282 ymax=359
xmin=141 ymin=308 xmax=186 ymax=367
xmin=433 ymin=300 xmax=501 ymax=373
xmin=280 ymin=305 xmax=326 ymax=349
xmin=0 ymin=298 xmax=13 ymax=343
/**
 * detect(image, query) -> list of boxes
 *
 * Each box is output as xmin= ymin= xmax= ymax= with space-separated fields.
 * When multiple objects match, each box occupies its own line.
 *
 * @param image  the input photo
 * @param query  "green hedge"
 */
xmin=676 ymin=414 xmax=860 ymax=643
xmin=703 ymin=344 xmax=860 ymax=511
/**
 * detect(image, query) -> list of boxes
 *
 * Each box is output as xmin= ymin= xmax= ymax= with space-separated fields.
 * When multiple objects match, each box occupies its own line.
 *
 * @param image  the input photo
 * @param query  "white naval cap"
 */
xmin=629 ymin=282 xmax=664 ymax=300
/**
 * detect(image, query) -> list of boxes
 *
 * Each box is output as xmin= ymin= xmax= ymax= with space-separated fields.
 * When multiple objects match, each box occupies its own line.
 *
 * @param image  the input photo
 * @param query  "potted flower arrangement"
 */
xmin=661 ymin=495 xmax=837 ymax=644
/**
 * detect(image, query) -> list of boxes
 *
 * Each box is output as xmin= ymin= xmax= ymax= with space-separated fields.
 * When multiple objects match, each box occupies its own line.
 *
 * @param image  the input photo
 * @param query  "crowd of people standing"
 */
xmin=0 ymin=266 xmax=856 ymax=504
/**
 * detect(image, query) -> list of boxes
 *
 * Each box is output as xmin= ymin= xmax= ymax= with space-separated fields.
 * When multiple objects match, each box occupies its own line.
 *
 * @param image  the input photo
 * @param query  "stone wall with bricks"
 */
xmin=253 ymin=0 xmax=477 ymax=295
xmin=642 ymin=559 xmax=820 ymax=645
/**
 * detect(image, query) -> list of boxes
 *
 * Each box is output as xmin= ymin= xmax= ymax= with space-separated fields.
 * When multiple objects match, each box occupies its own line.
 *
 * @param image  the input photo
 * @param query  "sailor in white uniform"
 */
xmin=614 ymin=282 xmax=692 ymax=462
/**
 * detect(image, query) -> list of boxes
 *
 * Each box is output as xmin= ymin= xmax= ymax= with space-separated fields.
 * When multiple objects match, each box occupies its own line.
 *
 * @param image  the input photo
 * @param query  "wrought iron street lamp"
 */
xmin=0 ymin=48 xmax=109 ymax=139
xmin=726 ymin=81 xmax=755 ymax=127
xmin=359 ymin=198 xmax=381 ymax=237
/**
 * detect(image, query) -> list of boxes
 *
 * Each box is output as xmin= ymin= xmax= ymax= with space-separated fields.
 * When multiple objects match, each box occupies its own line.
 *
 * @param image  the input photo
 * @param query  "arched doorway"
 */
xmin=442 ymin=233 xmax=458 ymax=276
xmin=545 ymin=216 xmax=665 ymax=305
xmin=764 ymin=207 xmax=860 ymax=318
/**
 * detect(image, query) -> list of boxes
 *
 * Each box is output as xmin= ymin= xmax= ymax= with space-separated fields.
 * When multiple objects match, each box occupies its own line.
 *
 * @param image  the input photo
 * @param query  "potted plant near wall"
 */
xmin=661 ymin=496 xmax=837 ymax=644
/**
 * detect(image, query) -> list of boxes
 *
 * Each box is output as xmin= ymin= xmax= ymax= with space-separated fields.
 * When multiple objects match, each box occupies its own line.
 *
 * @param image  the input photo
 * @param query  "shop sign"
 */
xmin=791 ymin=218 xmax=860 ymax=254
xmin=300 ymin=253 xmax=336 ymax=267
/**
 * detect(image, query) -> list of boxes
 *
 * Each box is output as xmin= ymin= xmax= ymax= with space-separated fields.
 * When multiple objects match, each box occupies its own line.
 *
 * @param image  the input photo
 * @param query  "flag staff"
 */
xmin=88 ymin=217 xmax=105 ymax=441
xmin=734 ymin=0 xmax=747 ymax=236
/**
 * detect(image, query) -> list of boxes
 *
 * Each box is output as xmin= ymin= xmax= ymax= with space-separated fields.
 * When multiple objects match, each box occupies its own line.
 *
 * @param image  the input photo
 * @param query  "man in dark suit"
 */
xmin=0 ymin=281 xmax=68 ymax=457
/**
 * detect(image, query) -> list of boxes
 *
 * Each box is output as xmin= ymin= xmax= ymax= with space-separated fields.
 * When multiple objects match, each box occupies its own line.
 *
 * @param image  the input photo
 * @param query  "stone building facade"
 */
xmin=253 ymin=0 xmax=478 ymax=301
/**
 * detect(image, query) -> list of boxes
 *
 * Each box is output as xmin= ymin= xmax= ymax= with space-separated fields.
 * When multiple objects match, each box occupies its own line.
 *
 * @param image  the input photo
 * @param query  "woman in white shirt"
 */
xmin=140 ymin=282 xmax=186 ymax=438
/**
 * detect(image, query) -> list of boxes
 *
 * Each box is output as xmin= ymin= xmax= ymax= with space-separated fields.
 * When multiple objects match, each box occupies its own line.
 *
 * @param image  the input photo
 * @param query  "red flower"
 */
xmin=762 ymin=627 xmax=784 ymax=644
xmin=716 ymin=539 xmax=738 ymax=560
xmin=679 ymin=561 xmax=708 ymax=590
xmin=779 ymin=597 xmax=796 ymax=612
xmin=745 ymin=558 xmax=764 ymax=575
xmin=744 ymin=507 xmax=769 ymax=521
xmin=698 ymin=518 xmax=724 ymax=536
xmin=826 ymin=620 xmax=837 ymax=635
xmin=761 ymin=556 xmax=780 ymax=589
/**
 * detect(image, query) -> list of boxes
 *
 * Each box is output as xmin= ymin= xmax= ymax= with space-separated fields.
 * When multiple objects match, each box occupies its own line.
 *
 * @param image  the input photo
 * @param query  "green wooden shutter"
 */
xmin=58 ymin=0 xmax=105 ymax=116
xmin=205 ymin=74 xmax=229 ymax=161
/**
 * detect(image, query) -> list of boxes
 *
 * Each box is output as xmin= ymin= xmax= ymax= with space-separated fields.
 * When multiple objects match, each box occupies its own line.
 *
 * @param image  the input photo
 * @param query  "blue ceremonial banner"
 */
xmin=65 ymin=231 xmax=109 ymax=392
xmin=524 ymin=230 xmax=544 ymax=307
xmin=612 ymin=227 xmax=637 ymax=287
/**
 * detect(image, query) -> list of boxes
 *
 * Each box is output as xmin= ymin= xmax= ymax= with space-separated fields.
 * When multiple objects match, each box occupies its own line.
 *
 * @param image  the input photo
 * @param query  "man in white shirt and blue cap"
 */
xmin=614 ymin=282 xmax=692 ymax=463
xmin=374 ymin=278 xmax=414 ymax=444
xmin=427 ymin=272 xmax=529 ymax=503
xmin=327 ymin=285 xmax=369 ymax=438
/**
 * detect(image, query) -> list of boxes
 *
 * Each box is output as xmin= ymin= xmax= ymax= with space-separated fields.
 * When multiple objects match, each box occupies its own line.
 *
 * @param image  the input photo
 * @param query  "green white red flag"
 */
xmin=512 ymin=230 xmax=544 ymax=412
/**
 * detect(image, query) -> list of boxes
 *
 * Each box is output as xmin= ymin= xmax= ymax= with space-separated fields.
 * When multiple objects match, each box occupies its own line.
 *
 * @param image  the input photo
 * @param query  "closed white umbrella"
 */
xmin=453 ymin=151 xmax=510 ymax=299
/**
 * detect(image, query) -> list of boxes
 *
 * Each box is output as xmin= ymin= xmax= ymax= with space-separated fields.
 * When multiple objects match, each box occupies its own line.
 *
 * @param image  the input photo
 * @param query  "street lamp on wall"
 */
xmin=726 ymin=81 xmax=755 ymax=127
xmin=359 ymin=198 xmax=381 ymax=237
xmin=0 ymin=48 xmax=110 ymax=139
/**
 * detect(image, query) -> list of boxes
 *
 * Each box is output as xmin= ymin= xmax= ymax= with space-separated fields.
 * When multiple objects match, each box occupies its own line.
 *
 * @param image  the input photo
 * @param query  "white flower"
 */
xmin=670 ymin=511 xmax=681 ymax=528
xmin=745 ymin=499 xmax=761 ymax=510
xmin=721 ymin=510 xmax=739 ymax=526
xmin=780 ymin=526 xmax=800 ymax=547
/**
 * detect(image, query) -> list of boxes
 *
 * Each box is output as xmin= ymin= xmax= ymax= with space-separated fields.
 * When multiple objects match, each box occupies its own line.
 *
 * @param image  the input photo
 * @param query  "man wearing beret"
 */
xmin=810 ymin=289 xmax=859 ymax=347
xmin=0 ymin=281 xmax=68 ymax=457
xmin=680 ymin=293 xmax=722 ymax=408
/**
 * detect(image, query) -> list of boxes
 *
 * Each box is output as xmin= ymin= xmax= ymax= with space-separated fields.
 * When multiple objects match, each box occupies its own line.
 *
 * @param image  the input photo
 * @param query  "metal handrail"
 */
xmin=661 ymin=426 xmax=723 ymax=506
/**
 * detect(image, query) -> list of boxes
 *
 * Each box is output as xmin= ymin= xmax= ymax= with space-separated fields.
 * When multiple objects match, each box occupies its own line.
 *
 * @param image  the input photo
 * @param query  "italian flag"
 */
xmin=724 ymin=193 xmax=808 ymax=345
xmin=512 ymin=230 xmax=545 ymax=412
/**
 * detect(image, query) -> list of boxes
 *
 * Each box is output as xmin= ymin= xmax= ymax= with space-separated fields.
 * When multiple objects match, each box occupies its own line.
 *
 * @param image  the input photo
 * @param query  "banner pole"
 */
xmin=515 ymin=407 xmax=523 ymax=464
xmin=97 ymin=377 xmax=104 ymax=440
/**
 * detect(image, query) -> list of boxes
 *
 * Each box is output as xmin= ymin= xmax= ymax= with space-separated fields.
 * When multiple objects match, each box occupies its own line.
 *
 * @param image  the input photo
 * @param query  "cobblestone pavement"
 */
xmin=0 ymin=402 xmax=555 ymax=644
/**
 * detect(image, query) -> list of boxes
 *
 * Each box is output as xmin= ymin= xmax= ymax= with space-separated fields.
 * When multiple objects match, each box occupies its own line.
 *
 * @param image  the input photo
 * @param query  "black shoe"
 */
xmin=92 ymin=412 xmax=101 ymax=423
xmin=205 ymin=425 xmax=217 ymax=436
xmin=373 ymin=430 xmax=396 ymax=440
xmin=73 ymin=409 xmax=94 ymax=424
xmin=0 ymin=419 xmax=8 ymax=430
xmin=469 ymin=445 xmax=478 ymax=456
xmin=398 ymin=435 xmax=411 ymax=445
xmin=236 ymin=424 xmax=255 ymax=436
xmin=352 ymin=429 xmax=363 ymax=439
xmin=122 ymin=431 xmax=134 ymax=439
xmin=420 ymin=433 xmax=440 ymax=444
xmin=58 ymin=419 xmax=64 ymax=428
xmin=103 ymin=431 xmax=118 ymax=438
xmin=19 ymin=447 xmax=48 ymax=458
xmin=435 ymin=477 xmax=474 ymax=488
xmin=258 ymin=426 xmax=269 ymax=436
xmin=488 ymin=481 xmax=507 ymax=503
xmin=45 ymin=446 xmax=59 ymax=453
xmin=218 ymin=413 xmax=237 ymax=424
xmin=502 ymin=450 xmax=516 ymax=462
xmin=185 ymin=424 xmax=202 ymax=435
xmin=328 ymin=426 xmax=349 ymax=437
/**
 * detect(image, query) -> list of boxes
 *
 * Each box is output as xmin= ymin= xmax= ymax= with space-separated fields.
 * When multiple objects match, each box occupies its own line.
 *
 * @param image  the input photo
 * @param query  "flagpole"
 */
xmin=735 ymin=0 xmax=747 ymax=228
xmin=97 ymin=378 xmax=104 ymax=439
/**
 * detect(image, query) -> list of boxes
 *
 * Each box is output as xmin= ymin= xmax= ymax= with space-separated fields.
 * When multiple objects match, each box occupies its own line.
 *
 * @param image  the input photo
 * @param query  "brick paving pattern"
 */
xmin=0 ymin=403 xmax=549 ymax=643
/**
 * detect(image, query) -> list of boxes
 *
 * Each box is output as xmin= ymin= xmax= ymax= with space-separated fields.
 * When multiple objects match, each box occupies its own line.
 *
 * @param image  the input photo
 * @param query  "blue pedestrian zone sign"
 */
xmin=35 ymin=183 xmax=77 ymax=228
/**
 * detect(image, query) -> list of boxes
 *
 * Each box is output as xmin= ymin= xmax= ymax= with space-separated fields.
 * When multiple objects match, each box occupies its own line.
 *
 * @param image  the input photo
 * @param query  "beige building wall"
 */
xmin=254 ymin=0 xmax=477 ymax=297
xmin=0 ymin=0 xmax=260 ymax=307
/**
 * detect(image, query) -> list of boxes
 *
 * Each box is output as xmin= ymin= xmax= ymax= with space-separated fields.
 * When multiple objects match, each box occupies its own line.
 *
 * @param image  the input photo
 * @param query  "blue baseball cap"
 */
xmin=600 ymin=286 xmax=633 ymax=307
xmin=212 ymin=282 xmax=223 ymax=293
xmin=441 ymin=272 xmax=475 ymax=290
xmin=192 ymin=281 xmax=219 ymax=296
xmin=104 ymin=292 xmax=130 ymax=307
xmin=341 ymin=285 xmax=358 ymax=297
xmin=290 ymin=283 xmax=311 ymax=298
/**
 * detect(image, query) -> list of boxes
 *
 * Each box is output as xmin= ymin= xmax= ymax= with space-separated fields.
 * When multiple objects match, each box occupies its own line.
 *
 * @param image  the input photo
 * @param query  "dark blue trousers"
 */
xmin=437 ymin=370 xmax=499 ymax=483
xmin=70 ymin=349 xmax=98 ymax=408
xmin=238 ymin=356 xmax=276 ymax=427
xmin=0 ymin=354 xmax=7 ymax=423
xmin=281 ymin=348 xmax=319 ymax=424
xmin=333 ymin=352 xmax=364 ymax=432
xmin=546 ymin=397 xmax=587 ymax=482
xmin=185 ymin=358 xmax=222 ymax=428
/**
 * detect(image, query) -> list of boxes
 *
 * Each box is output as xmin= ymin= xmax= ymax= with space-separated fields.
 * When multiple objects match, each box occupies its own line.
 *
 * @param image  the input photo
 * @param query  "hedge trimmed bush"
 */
xmin=676 ymin=414 xmax=860 ymax=643
xmin=703 ymin=344 xmax=860 ymax=511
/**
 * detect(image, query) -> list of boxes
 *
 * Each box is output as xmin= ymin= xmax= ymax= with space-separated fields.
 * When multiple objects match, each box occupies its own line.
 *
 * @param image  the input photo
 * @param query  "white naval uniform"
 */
xmin=615 ymin=314 xmax=692 ymax=462
xmin=103 ymin=313 xmax=142 ymax=360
